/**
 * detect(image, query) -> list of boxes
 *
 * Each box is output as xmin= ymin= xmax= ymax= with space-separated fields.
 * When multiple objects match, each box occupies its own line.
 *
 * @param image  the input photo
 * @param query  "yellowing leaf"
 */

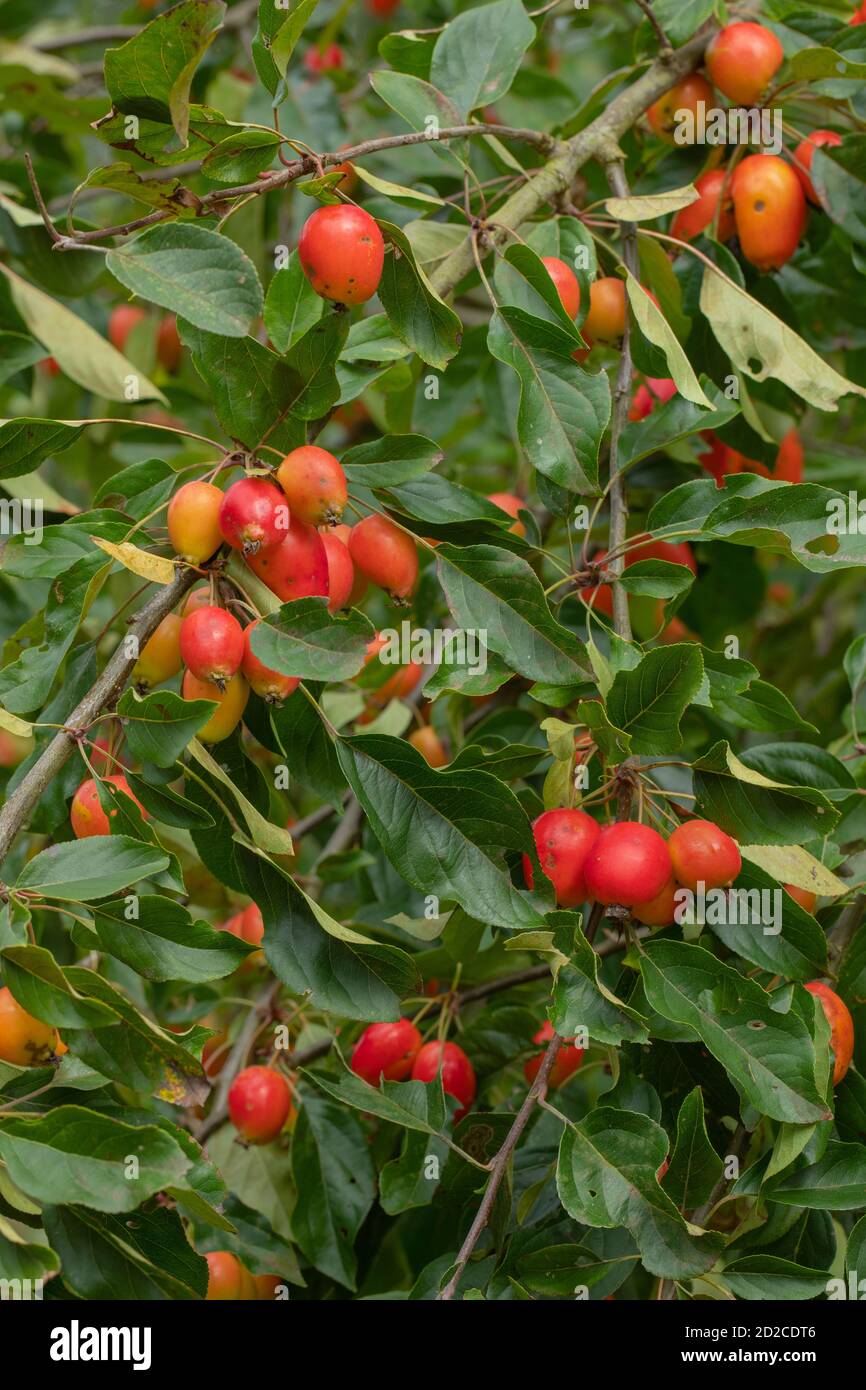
xmin=741 ymin=845 xmax=847 ymax=899
xmin=606 ymin=185 xmax=698 ymax=222
xmin=90 ymin=537 xmax=176 ymax=586
xmin=0 ymin=264 xmax=165 ymax=405
xmin=626 ymin=272 xmax=711 ymax=409
xmin=187 ymin=740 xmax=294 ymax=857
xmin=0 ymin=707 xmax=33 ymax=738
xmin=700 ymin=265 xmax=866 ymax=412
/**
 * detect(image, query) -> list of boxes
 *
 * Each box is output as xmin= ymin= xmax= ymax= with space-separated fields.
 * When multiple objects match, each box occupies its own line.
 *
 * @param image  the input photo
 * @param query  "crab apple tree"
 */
xmin=0 ymin=0 xmax=865 ymax=1321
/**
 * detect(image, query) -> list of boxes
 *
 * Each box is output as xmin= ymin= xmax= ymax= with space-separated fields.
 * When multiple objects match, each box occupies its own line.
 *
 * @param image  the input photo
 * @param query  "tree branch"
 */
xmin=605 ymin=159 xmax=639 ymax=644
xmin=49 ymin=126 xmax=557 ymax=250
xmin=430 ymin=23 xmax=715 ymax=298
xmin=0 ymin=567 xmax=197 ymax=872
xmin=437 ymin=1032 xmax=563 ymax=1300
xmin=633 ymin=0 xmax=673 ymax=53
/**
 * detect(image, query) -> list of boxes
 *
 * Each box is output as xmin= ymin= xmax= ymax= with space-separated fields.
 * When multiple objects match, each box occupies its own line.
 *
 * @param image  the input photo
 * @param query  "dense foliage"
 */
xmin=1 ymin=0 xmax=866 ymax=1304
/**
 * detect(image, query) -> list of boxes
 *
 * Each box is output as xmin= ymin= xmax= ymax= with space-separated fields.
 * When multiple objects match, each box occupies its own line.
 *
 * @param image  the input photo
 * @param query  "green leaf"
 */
xmin=650 ymin=0 xmax=715 ymax=47
xmin=0 ymin=946 xmax=118 ymax=1030
xmin=13 ymin=836 xmax=170 ymax=902
xmin=369 ymin=71 xmax=465 ymax=168
xmin=429 ymin=0 xmax=535 ymax=117
xmin=488 ymin=307 xmax=610 ymax=493
xmin=556 ymin=1108 xmax=723 ymax=1279
xmin=336 ymin=733 xmax=546 ymax=931
xmin=106 ymin=225 xmax=263 ymax=337
xmin=263 ymin=251 xmax=323 ymax=353
xmin=103 ymin=0 xmax=226 ymax=145
xmin=0 ymin=1107 xmax=193 ymax=1212
xmin=693 ymin=741 xmax=840 ymax=846
xmin=306 ymin=1066 xmax=451 ymax=1138
xmin=199 ymin=127 xmax=281 ymax=184
xmin=766 ymin=1143 xmax=866 ymax=1209
xmin=435 ymin=543 xmax=591 ymax=686
xmin=705 ymin=859 xmax=828 ymax=981
xmin=238 ymin=846 xmax=418 ymax=1022
xmin=118 ymin=688 xmax=217 ymax=767
xmin=250 ymin=599 xmax=374 ymax=682
xmin=290 ymin=1090 xmax=375 ymax=1290
xmin=663 ymin=1087 xmax=723 ymax=1210
xmin=44 ymin=1204 xmax=205 ymax=1300
xmin=377 ymin=221 xmax=462 ymax=370
xmin=0 ymin=552 xmax=108 ymax=714
xmin=638 ymin=939 xmax=830 ymax=1125
xmin=619 ymin=378 xmax=740 ymax=472
xmin=342 ymin=433 xmax=441 ymax=488
xmin=88 ymin=895 xmax=250 ymax=983
xmin=606 ymin=644 xmax=703 ymax=754
xmin=722 ymin=1255 xmax=830 ymax=1301
xmin=700 ymin=264 xmax=866 ymax=412
xmin=180 ymin=324 xmax=301 ymax=451
xmin=0 ymin=418 xmax=86 ymax=481
xmin=548 ymin=917 xmax=649 ymax=1046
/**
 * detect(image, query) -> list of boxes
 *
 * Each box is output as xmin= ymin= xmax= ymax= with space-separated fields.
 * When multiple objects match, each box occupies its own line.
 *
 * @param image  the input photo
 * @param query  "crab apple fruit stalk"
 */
xmin=321 ymin=530 xmax=355 ymax=611
xmin=349 ymin=514 xmax=418 ymax=602
xmin=804 ymin=982 xmax=855 ymax=1085
xmin=667 ymin=819 xmax=741 ymax=891
xmin=793 ymin=129 xmax=843 ymax=205
xmin=411 ymin=1041 xmax=476 ymax=1121
xmin=524 ymin=1019 xmax=583 ymax=1088
xmin=182 ymin=670 xmax=249 ymax=742
xmin=522 ymin=808 xmax=601 ymax=908
xmin=180 ymin=606 xmax=244 ymax=686
xmin=706 ymin=22 xmax=784 ymax=106
xmin=731 ymin=155 xmax=807 ymax=271
xmin=487 ymin=492 xmax=526 ymax=537
xmin=242 ymin=619 xmax=300 ymax=704
xmin=581 ymin=277 xmax=626 ymax=346
xmin=647 ymin=73 xmax=714 ymax=144
xmin=351 ymin=1019 xmax=422 ymax=1085
xmin=671 ymin=169 xmax=736 ymax=243
xmin=584 ymin=822 xmax=671 ymax=907
xmin=246 ymin=516 xmax=330 ymax=602
xmin=541 ymin=256 xmax=580 ymax=318
xmin=132 ymin=612 xmax=183 ymax=689
xmin=228 ymin=1066 xmax=294 ymax=1143
xmin=277 ymin=445 xmax=347 ymax=526
xmin=71 ymin=775 xmax=146 ymax=839
xmin=108 ymin=303 xmax=146 ymax=352
xmin=167 ymin=480 xmax=224 ymax=565
xmin=219 ymin=477 xmax=288 ymax=555
xmin=298 ymin=205 xmax=385 ymax=305
xmin=0 ymin=986 xmax=63 ymax=1066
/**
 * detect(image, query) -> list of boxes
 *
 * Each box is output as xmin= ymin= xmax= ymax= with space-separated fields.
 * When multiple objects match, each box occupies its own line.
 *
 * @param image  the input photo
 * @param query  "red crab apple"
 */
xmin=228 ymin=1066 xmax=294 ymax=1143
xmin=351 ymin=1020 xmax=422 ymax=1085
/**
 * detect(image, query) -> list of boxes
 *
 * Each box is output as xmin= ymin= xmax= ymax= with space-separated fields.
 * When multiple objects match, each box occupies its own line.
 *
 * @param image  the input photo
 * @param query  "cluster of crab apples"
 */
xmin=646 ymin=20 xmax=841 ymax=272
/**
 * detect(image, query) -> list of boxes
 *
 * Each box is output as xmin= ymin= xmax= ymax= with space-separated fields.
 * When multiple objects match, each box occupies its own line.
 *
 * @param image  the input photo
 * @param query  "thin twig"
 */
xmin=604 ymin=159 xmax=639 ymax=644
xmin=437 ymin=1033 xmax=563 ymax=1300
xmin=633 ymin=0 xmax=673 ymax=54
